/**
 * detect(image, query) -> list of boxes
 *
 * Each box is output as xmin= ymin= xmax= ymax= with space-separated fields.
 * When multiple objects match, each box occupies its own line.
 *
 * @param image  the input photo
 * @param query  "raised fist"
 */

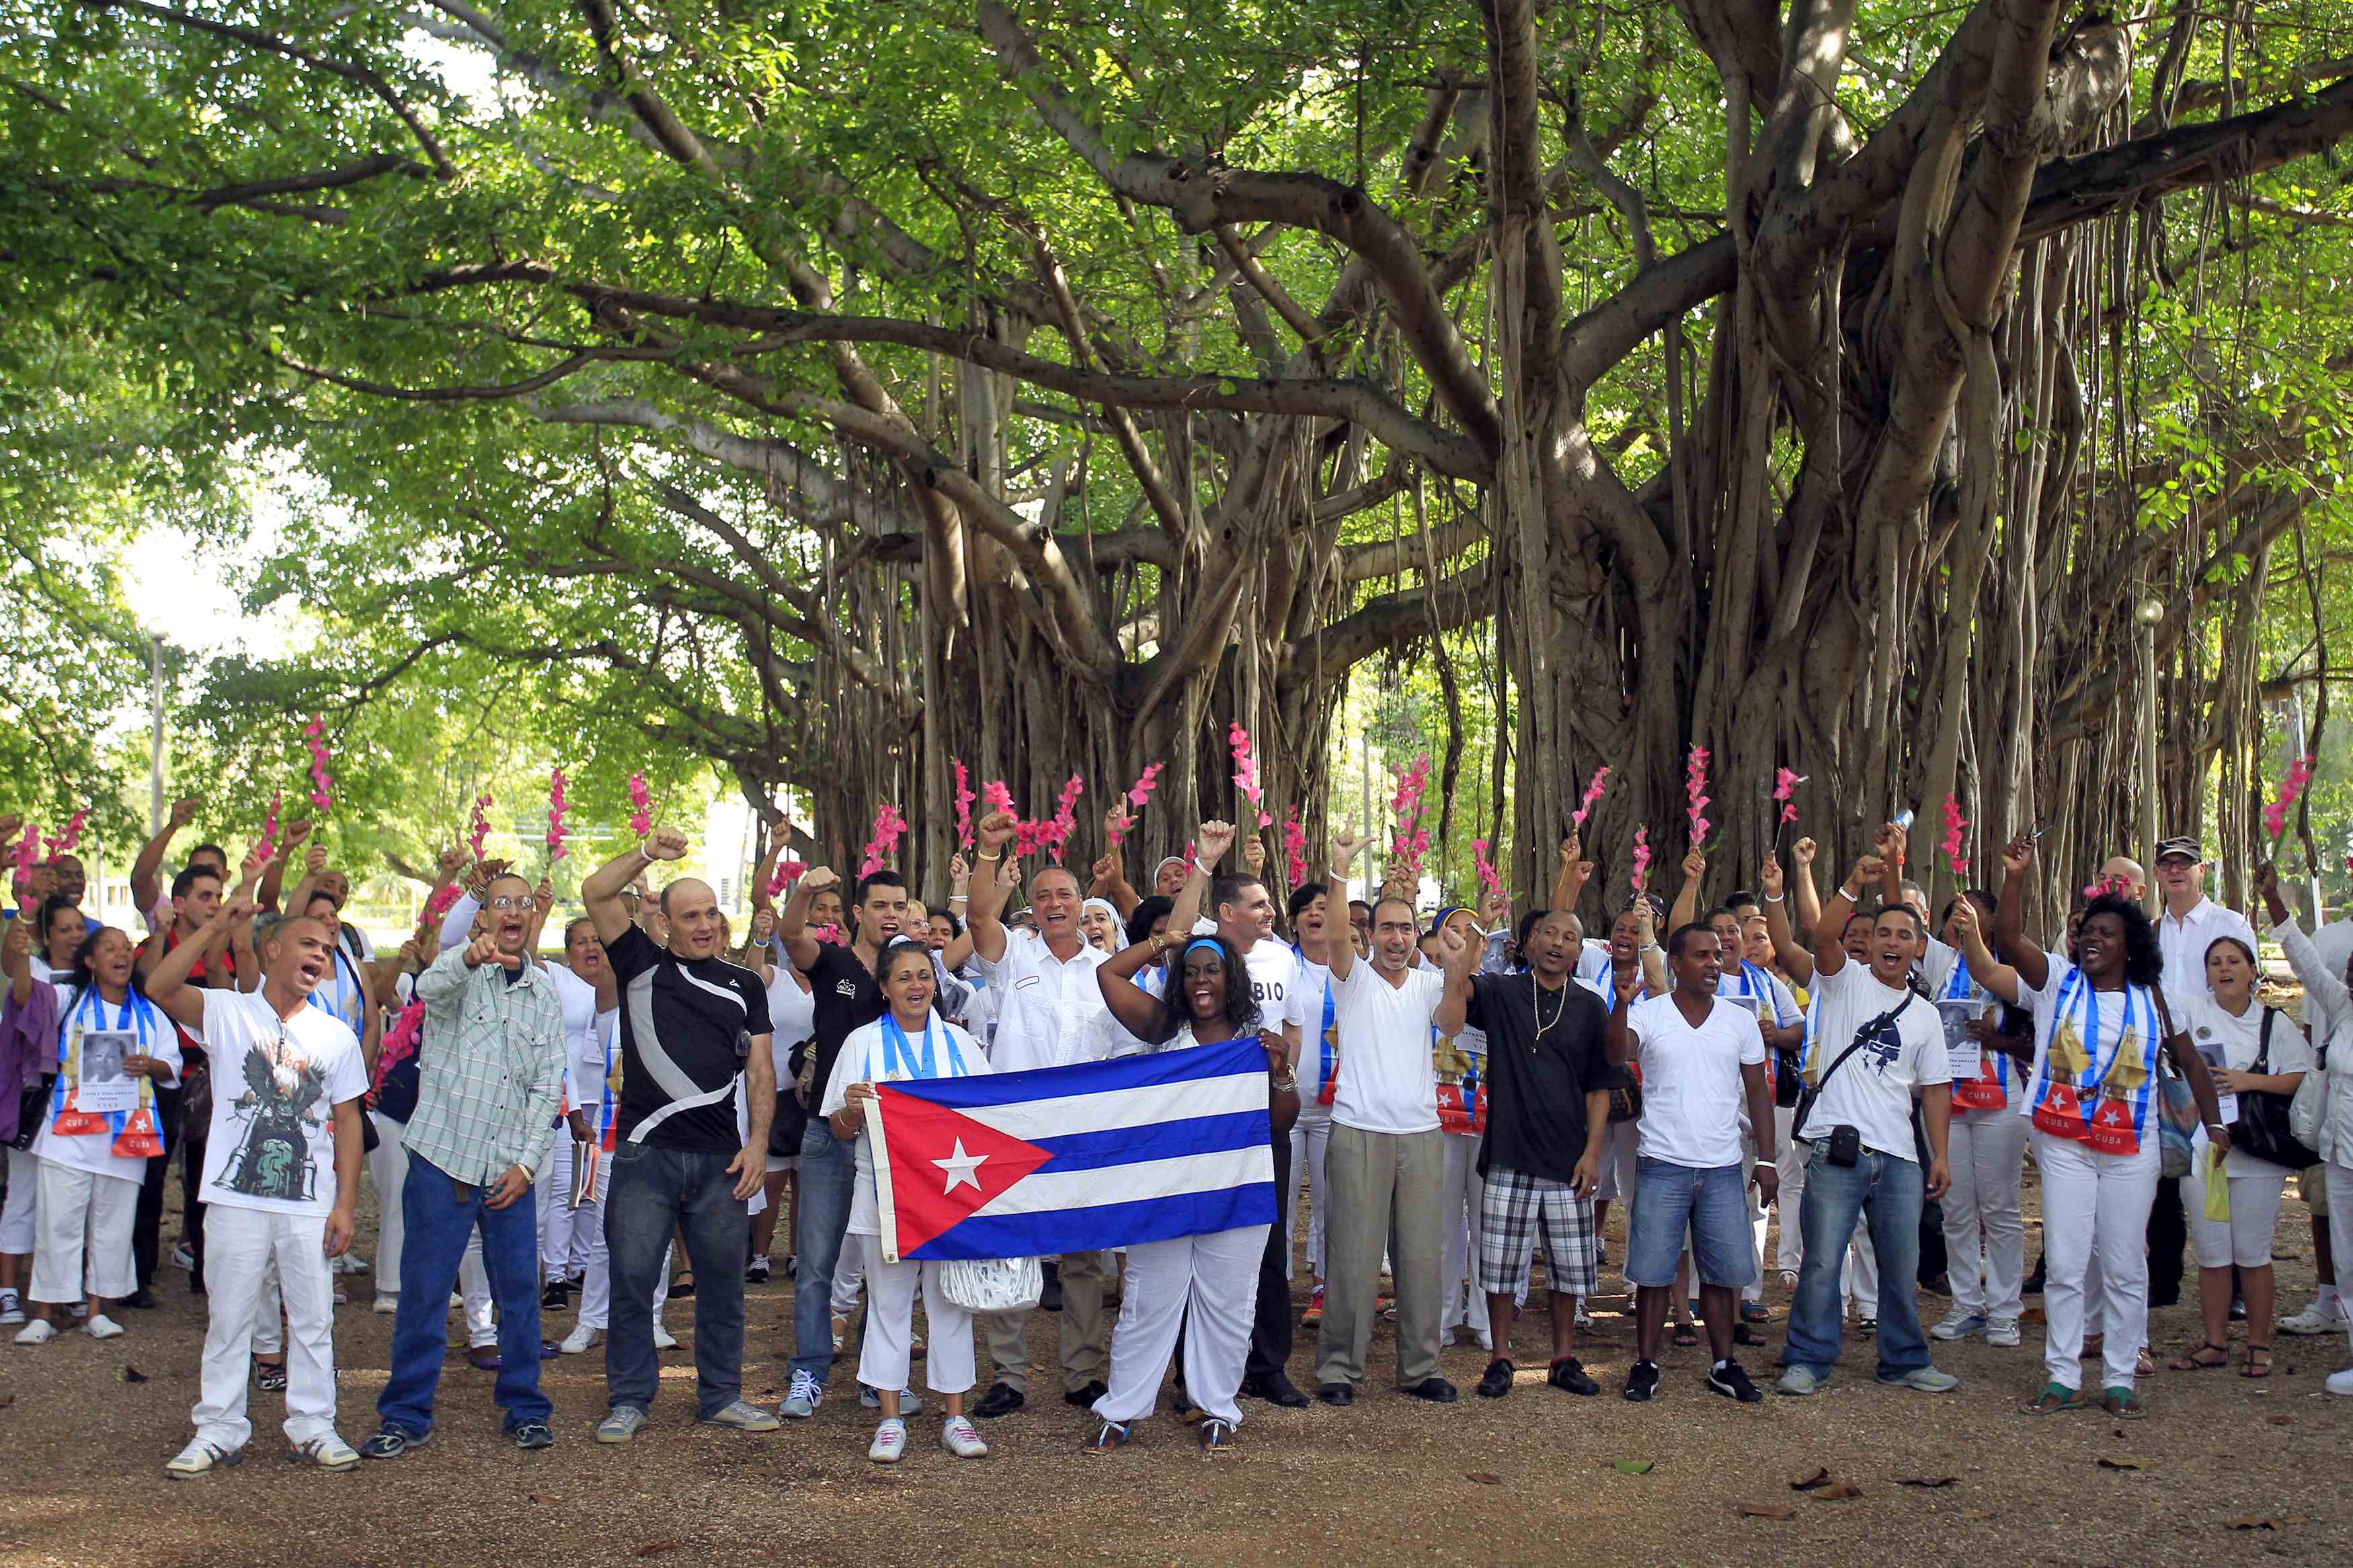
xmin=644 ymin=826 xmax=689 ymax=862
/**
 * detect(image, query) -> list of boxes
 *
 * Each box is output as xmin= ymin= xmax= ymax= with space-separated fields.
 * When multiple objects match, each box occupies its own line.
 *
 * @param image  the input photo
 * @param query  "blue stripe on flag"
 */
xmin=1029 ymin=1110 xmax=1268 ymax=1172
xmin=891 ymin=1035 xmax=1264 ymax=1111
xmin=907 ymin=1182 xmax=1279 ymax=1262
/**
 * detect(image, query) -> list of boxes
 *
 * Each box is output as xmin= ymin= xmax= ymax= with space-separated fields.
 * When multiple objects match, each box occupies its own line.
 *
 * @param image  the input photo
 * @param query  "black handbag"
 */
xmin=2227 ymin=1007 xmax=2319 ymax=1170
xmin=10 ymin=1074 xmax=54 ymax=1151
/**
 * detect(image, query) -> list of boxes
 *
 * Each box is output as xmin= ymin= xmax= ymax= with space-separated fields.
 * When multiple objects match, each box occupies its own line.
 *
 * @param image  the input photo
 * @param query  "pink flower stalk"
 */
xmin=1040 ymin=774 xmax=1086 ymax=864
xmin=1940 ymin=794 xmax=1968 ymax=877
xmin=42 ymin=808 xmax=87 ymax=859
xmin=467 ymin=793 xmax=493 ymax=859
xmin=1571 ymin=766 xmax=1610 ymax=829
xmin=951 ymin=759 xmax=976 ymax=850
xmin=858 ymin=803 xmax=908 ymax=879
xmin=1109 ymin=761 xmax=1164 ymax=850
xmin=766 ymin=858 xmax=808 ymax=898
xmin=1283 ymin=806 xmax=1309 ymax=886
xmin=1773 ymin=768 xmax=1802 ymax=825
xmin=1631 ymin=827 xmax=1652 ymax=895
xmin=1229 ymin=724 xmax=1272 ymax=828
xmin=546 ymin=768 xmax=569 ymax=860
xmin=1388 ymin=753 xmax=1434 ymax=872
xmin=304 ymin=715 xmax=335 ymax=813
xmin=2264 ymin=753 xmax=2317 ymax=839
xmin=626 ymin=772 xmax=652 ymax=836
xmin=257 ymin=792 xmax=283 ymax=862
xmin=1685 ymin=746 xmax=1712 ymax=847
xmin=12 ymin=823 xmax=38 ymax=897
xmin=424 ymin=883 xmax=463 ymax=925
xmin=982 ymin=780 xmax=1016 ymax=823
xmin=1472 ymin=837 xmax=1503 ymax=903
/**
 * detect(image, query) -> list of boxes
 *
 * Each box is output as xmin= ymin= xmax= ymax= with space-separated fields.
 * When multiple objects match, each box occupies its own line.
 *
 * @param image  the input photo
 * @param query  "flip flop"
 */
xmin=2021 ymin=1380 xmax=2087 ymax=1415
xmin=1672 ymin=1323 xmax=1700 ymax=1348
xmin=2101 ymin=1385 xmax=2146 ymax=1420
xmin=2167 ymin=1342 xmax=2229 ymax=1371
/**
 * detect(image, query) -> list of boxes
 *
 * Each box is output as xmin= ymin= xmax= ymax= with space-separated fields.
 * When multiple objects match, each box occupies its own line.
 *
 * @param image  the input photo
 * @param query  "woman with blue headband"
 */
xmin=1088 ymin=929 xmax=1299 ymax=1454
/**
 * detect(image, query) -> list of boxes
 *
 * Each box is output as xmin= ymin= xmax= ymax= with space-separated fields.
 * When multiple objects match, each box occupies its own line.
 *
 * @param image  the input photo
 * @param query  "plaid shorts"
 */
xmin=1476 ymin=1164 xmax=1598 ymax=1297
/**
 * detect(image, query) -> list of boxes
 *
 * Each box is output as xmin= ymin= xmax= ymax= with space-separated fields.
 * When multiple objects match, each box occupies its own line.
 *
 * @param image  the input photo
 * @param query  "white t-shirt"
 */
xmin=1328 ymin=960 xmax=1444 ymax=1134
xmin=1795 ymin=961 xmax=1950 ymax=1162
xmin=1238 ymin=938 xmax=1312 ymax=1053
xmin=765 ymin=962 xmax=815 ymax=1080
xmin=191 ymin=990 xmax=367 ymax=1216
xmin=973 ymin=928 xmax=1111 ymax=1074
xmin=1625 ymin=993 xmax=1766 ymax=1169
xmin=818 ymin=1014 xmax=988 ymax=1237
xmin=33 ymin=983 xmax=184 ymax=1184
xmin=2178 ymin=993 xmax=2312 ymax=1178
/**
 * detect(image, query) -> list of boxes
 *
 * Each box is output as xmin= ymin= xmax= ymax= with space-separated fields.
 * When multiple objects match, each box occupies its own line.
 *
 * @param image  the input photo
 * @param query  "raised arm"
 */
xmin=1635 ymin=898 xmax=1669 ymax=995
xmin=1549 ymin=831 xmax=1593 ymax=917
xmin=2259 ymin=860 xmax=2351 ymax=1018
xmin=258 ymin=818 xmax=310 ymax=915
xmin=776 ymin=864 xmax=834 ymax=975
xmin=130 ymin=796 xmax=198 ymax=917
xmin=1946 ymin=896 xmax=2021 ymax=1004
xmin=1668 ymin=848 xmax=1706 ymax=932
xmin=1790 ymin=837 xmax=1824 ymax=933
xmin=1094 ymin=923 xmax=1181 ymax=1042
xmin=1601 ymin=966 xmax=1636 ymax=1067
xmin=2 ymin=917 xmax=32 ymax=1007
xmin=1757 ymin=856 xmax=1816 ymax=986
xmin=282 ymin=842 xmax=328 ymax=929
xmin=1875 ymin=821 xmax=1907 ymax=910
xmin=1323 ymin=827 xmax=1367 ymax=983
xmin=1095 ymin=807 xmax=1142 ymax=919
xmin=148 ymin=898 xmax=243 ymax=1031
xmin=1812 ymin=851 xmax=1885 ymax=980
xmin=584 ymin=828 xmax=682 ymax=947
xmin=1168 ymin=820 xmax=1236 ymax=946
xmin=1431 ymin=906 xmax=1482 ymax=1035
xmin=1991 ymin=833 xmax=2049 ymax=993
xmin=966 ymin=809 xmax=1021 ymax=966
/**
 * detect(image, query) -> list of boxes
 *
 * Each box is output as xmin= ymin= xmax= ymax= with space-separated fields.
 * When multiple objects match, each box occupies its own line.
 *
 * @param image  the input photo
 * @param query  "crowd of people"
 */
xmin=3 ymin=787 xmax=2352 ymax=1477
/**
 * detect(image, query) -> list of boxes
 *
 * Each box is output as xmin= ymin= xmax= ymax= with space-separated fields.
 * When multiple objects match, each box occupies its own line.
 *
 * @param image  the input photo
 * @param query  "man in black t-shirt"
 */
xmin=1437 ymin=908 xmax=1618 ymax=1399
xmin=583 ymin=829 xmax=777 ymax=1441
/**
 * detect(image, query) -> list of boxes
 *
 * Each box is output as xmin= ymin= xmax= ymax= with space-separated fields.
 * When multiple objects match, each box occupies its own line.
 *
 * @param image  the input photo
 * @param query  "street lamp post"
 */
xmin=2135 ymin=600 xmax=2162 ymax=915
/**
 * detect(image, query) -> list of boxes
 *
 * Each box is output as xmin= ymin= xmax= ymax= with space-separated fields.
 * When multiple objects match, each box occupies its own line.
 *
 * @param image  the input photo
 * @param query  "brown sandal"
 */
xmin=2241 ymin=1346 xmax=2274 ymax=1378
xmin=2168 ymin=1342 xmax=2229 ymax=1372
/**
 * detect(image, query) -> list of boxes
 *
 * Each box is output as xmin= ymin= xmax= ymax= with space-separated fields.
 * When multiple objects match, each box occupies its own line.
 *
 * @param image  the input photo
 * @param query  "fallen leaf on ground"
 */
xmin=1613 ymin=1459 xmax=1654 ymax=1475
xmin=0 ymin=1393 xmax=13 ymax=1407
xmin=1961 ymin=1510 xmax=1993 ymax=1520
xmin=1466 ymin=1471 xmax=1502 ymax=1485
xmin=1897 ymin=1477 xmax=1957 ymax=1488
xmin=2226 ymin=1519 xmax=2280 ymax=1532
xmin=2268 ymin=1415 xmax=2294 ymax=1426
xmin=2097 ymin=1457 xmax=2148 ymax=1471
xmin=528 ymin=1495 xmax=560 ymax=1504
xmin=1813 ymin=1483 xmax=1865 ymax=1499
xmin=635 ymin=1544 xmax=681 ymax=1559
xmin=119 ymin=1366 xmax=147 ymax=1383
xmin=1737 ymin=1504 xmax=1795 ymax=1520
xmin=1788 ymin=1467 xmax=1832 ymax=1491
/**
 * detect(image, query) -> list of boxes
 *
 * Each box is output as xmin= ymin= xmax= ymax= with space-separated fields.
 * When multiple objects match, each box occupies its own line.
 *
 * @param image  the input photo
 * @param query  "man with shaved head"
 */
xmin=360 ymin=863 xmax=569 ymax=1461
xmin=579 ymin=827 xmax=777 ymax=1442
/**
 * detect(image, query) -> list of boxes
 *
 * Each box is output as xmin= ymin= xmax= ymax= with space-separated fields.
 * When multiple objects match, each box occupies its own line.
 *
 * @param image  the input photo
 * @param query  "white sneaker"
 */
xmin=292 ymin=1432 xmax=360 ymax=1471
xmin=2326 ymin=1368 xmax=2353 ymax=1398
xmin=372 ymin=1294 xmax=398 ymax=1316
xmin=14 ymin=1319 xmax=57 ymax=1345
xmin=559 ymin=1323 xmax=603 ymax=1354
xmin=651 ymin=1325 xmax=679 ymax=1351
xmin=941 ymin=1415 xmax=988 ymax=1458
xmin=171 ymin=1243 xmax=196 ymax=1272
xmin=867 ymin=1417 xmax=907 ymax=1464
xmin=1987 ymin=1317 xmax=2022 ymax=1348
xmin=1930 ymin=1309 xmax=1987 ymax=1342
xmin=165 ymin=1438 xmax=243 ymax=1478
xmin=1574 ymin=1300 xmax=1593 ymax=1330
xmin=2278 ymin=1298 xmax=2348 ymax=1335
xmin=84 ymin=1314 xmax=126 ymax=1340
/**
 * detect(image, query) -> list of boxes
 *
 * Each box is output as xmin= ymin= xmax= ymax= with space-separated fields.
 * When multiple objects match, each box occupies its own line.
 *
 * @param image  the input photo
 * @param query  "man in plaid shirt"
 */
xmin=362 ymin=872 xmax=568 ymax=1460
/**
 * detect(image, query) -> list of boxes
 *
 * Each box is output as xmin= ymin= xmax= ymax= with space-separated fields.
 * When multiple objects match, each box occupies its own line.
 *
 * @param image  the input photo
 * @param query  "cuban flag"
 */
xmin=869 ymin=1036 xmax=1275 ymax=1264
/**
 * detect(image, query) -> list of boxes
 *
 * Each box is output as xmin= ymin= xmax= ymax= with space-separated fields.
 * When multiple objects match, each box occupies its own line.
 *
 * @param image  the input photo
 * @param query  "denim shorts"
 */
xmin=1624 ymin=1156 xmax=1755 ymax=1290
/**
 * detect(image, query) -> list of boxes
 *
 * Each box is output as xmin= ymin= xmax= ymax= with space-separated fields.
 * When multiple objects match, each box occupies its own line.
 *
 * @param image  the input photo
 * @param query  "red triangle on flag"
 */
xmin=874 ymin=1085 xmax=1055 ymax=1260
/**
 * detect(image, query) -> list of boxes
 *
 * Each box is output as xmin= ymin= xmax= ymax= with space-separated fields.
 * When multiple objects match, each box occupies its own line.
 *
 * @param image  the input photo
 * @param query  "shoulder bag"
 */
xmin=2229 ymin=1006 xmax=2319 ymax=1170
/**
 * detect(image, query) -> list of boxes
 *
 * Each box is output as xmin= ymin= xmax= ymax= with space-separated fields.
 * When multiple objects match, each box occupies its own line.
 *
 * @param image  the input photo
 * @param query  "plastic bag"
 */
xmin=2202 ymin=1142 xmax=2232 ymax=1223
xmin=939 ymin=1255 xmax=1043 ymax=1314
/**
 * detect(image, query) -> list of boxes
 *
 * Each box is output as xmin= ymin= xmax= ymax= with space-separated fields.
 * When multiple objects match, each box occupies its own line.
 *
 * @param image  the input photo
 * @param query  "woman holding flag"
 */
xmin=820 ymin=939 xmax=991 ymax=1464
xmin=1090 ymin=930 xmax=1298 ymax=1454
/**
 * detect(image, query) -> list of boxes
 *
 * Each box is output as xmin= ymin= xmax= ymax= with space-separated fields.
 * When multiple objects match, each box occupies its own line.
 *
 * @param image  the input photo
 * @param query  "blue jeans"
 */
xmin=790 ymin=1120 xmax=856 ymax=1387
xmin=603 ymin=1141 xmax=750 ymax=1418
xmin=1785 ymin=1145 xmax=1930 ymax=1378
xmin=1625 ymin=1157 xmax=1753 ymax=1288
xmin=377 ymin=1153 xmax=549 ymax=1437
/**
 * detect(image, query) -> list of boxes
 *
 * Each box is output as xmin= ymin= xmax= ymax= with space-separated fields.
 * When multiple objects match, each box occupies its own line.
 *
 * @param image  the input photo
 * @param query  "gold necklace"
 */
xmin=1529 ymin=972 xmax=1566 ymax=1046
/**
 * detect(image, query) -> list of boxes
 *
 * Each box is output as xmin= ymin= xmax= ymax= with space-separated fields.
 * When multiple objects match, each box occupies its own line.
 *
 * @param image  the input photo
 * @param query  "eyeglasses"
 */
xmin=487 ymin=895 xmax=540 ymax=913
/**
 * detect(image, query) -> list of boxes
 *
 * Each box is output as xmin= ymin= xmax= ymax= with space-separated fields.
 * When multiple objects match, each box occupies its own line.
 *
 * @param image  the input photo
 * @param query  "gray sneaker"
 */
xmin=596 ymin=1406 xmax=649 ymax=1444
xmin=1879 ymin=1366 xmax=1960 ymax=1393
xmin=780 ymin=1368 xmax=823 ymax=1419
xmin=701 ymin=1399 xmax=782 ymax=1432
xmin=1776 ymin=1365 xmax=1828 ymax=1397
xmin=861 ymin=1384 xmax=923 ymax=1415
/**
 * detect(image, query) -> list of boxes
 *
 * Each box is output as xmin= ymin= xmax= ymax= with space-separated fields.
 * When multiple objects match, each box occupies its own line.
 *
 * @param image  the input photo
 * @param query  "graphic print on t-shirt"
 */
xmin=220 ymin=1034 xmax=330 ymax=1204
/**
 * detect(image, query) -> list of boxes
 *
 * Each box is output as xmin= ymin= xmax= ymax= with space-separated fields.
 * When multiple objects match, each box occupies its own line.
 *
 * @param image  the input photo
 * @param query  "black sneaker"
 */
xmin=120 ymin=1288 xmax=157 ymax=1311
xmin=1547 ymin=1356 xmax=1599 ymax=1396
xmin=745 ymin=1257 xmax=770 ymax=1286
xmin=358 ymin=1427 xmax=427 ymax=1461
xmin=1476 ymin=1358 xmax=1515 ymax=1399
xmin=510 ymin=1419 xmax=555 ymax=1450
xmin=969 ymin=1382 xmax=1025 ymax=1419
xmin=1315 ymin=1382 xmax=1354 ymax=1407
xmin=540 ymin=1280 xmax=569 ymax=1311
xmin=1040 ymin=1269 xmax=1064 ymax=1313
xmin=1708 ymin=1360 xmax=1763 ymax=1403
xmin=1062 ymin=1379 xmax=1109 ymax=1408
xmin=1400 ymin=1376 xmax=1458 ymax=1403
xmin=1623 ymin=1360 xmax=1661 ymax=1402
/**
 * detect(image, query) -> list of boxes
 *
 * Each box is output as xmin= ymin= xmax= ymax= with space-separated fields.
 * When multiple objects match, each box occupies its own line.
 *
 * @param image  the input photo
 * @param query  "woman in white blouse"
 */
xmin=2169 ymin=935 xmax=2308 ymax=1376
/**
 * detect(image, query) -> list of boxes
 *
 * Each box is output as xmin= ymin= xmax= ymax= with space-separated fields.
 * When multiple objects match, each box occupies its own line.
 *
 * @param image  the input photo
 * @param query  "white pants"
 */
xmin=832 ymin=1245 xmax=867 ymax=1317
xmin=31 ymin=1161 xmax=137 ymax=1304
xmin=192 ymin=1206 xmax=337 ymax=1450
xmin=1741 ymin=1132 xmax=1765 ymax=1303
xmin=535 ymin=1136 xmax=575 ymax=1284
xmin=576 ymin=1198 xmax=670 ymax=1329
xmin=1771 ymin=1107 xmax=1805 ymax=1273
xmin=1094 ymin=1225 xmax=1269 ymax=1426
xmin=2036 ymin=1129 xmax=2159 ymax=1391
xmin=1597 ymin=1120 xmax=1639 ymax=1204
xmin=855 ymin=1233 xmax=975 ymax=1397
xmin=1286 ymin=1111 xmax=1332 ymax=1284
xmin=1438 ymin=1132 xmax=1484 ymax=1332
xmin=2324 ymin=1161 xmax=2353 ymax=1359
xmin=1843 ymin=1222 xmax=1878 ymax=1315
xmin=2182 ymin=1147 xmax=2289 ymax=1270
xmin=1944 ymin=1108 xmax=2030 ymax=1321
xmin=0 ymin=1145 xmax=40 ymax=1253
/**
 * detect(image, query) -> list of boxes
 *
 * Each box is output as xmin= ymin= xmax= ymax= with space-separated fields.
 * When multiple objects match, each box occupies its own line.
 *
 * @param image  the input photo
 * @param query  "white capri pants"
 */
xmin=1093 ymin=1225 xmax=1269 ymax=1428
xmin=2181 ymin=1144 xmax=2290 ymax=1270
xmin=1597 ymin=1120 xmax=1639 ymax=1204
xmin=32 ymin=1161 xmax=138 ymax=1304
xmin=1286 ymin=1111 xmax=1332 ymax=1284
xmin=854 ymin=1233 xmax=975 ymax=1398
xmin=0 ymin=1145 xmax=40 ymax=1253
xmin=1771 ymin=1105 xmax=1806 ymax=1274
xmin=2034 ymin=1128 xmax=2159 ymax=1392
xmin=535 ymin=1134 xmax=575 ymax=1284
xmin=2323 ymin=1160 xmax=2353 ymax=1360
xmin=1942 ymin=1106 xmax=2030 ymax=1321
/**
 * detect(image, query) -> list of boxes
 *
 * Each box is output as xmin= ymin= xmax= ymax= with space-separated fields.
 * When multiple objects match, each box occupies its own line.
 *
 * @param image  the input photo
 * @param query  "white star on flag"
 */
xmin=932 ymin=1137 xmax=987 ymax=1194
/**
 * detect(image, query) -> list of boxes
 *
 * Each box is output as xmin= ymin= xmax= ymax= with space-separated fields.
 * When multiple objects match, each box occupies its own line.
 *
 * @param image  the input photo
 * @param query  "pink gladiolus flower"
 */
xmin=1631 ymin=827 xmax=1652 ymax=895
xmin=951 ymin=759 xmax=975 ymax=850
xmin=627 ymin=772 xmax=652 ymax=837
xmin=1571 ymin=766 xmax=1610 ymax=830
xmin=1940 ymin=794 xmax=1968 ymax=878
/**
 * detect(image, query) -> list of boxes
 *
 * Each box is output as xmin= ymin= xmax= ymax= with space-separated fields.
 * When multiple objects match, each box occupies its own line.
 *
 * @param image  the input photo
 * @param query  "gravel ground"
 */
xmin=3 ymin=1167 xmax=2350 ymax=1568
